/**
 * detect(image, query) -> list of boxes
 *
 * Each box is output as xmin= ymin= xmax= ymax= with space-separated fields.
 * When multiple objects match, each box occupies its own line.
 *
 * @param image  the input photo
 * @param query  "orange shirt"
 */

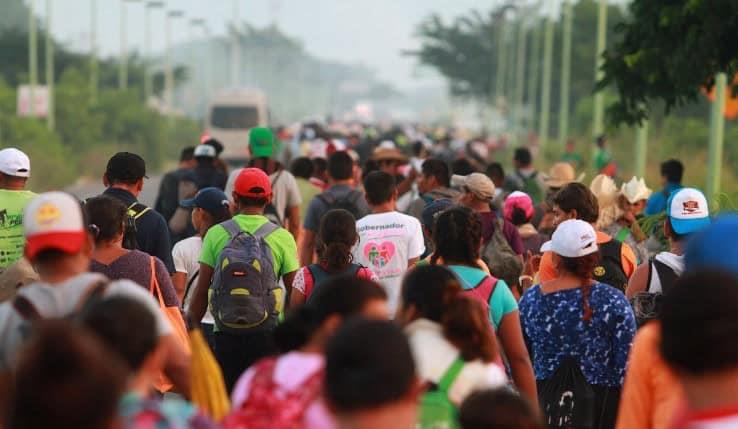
xmin=616 ymin=323 xmax=685 ymax=429
xmin=538 ymin=231 xmax=637 ymax=283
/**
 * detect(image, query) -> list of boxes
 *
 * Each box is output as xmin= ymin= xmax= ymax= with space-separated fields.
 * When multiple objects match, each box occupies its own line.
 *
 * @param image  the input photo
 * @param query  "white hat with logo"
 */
xmin=540 ymin=219 xmax=599 ymax=258
xmin=0 ymin=148 xmax=30 ymax=178
xmin=667 ymin=188 xmax=710 ymax=235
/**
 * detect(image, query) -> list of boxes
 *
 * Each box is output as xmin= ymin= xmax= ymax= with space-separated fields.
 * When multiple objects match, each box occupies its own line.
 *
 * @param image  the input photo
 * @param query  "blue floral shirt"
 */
xmin=519 ymin=283 xmax=636 ymax=387
xmin=119 ymin=392 xmax=216 ymax=429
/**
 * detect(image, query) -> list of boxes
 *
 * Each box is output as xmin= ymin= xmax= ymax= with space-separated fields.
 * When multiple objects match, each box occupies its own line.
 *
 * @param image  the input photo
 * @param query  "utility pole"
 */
xmin=494 ymin=18 xmax=507 ymax=105
xmin=144 ymin=1 xmax=164 ymax=103
xmin=527 ymin=20 xmax=541 ymax=132
xmin=166 ymin=10 xmax=184 ymax=115
xmin=513 ymin=19 xmax=527 ymax=137
xmin=558 ymin=0 xmax=573 ymax=147
xmin=231 ymin=0 xmax=241 ymax=87
xmin=89 ymin=0 xmax=97 ymax=101
xmin=592 ymin=0 xmax=608 ymax=138
xmin=538 ymin=15 xmax=554 ymax=149
xmin=119 ymin=0 xmax=127 ymax=90
xmin=29 ymin=0 xmax=38 ymax=116
xmin=707 ymin=73 xmax=727 ymax=198
xmin=45 ymin=0 xmax=54 ymax=130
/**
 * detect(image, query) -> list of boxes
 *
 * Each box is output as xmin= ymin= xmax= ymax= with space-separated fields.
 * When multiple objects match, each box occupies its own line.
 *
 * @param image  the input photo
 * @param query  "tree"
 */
xmin=599 ymin=0 xmax=738 ymax=126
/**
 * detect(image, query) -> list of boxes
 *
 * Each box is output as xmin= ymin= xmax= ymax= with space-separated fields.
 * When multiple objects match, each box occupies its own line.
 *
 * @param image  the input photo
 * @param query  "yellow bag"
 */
xmin=190 ymin=327 xmax=230 ymax=421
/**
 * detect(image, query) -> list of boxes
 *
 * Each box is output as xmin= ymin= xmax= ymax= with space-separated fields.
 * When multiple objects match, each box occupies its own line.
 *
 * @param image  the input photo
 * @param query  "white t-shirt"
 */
xmin=405 ymin=318 xmax=507 ymax=406
xmin=352 ymin=211 xmax=425 ymax=315
xmin=172 ymin=236 xmax=214 ymax=325
xmin=0 ymin=272 xmax=172 ymax=370
xmin=225 ymin=168 xmax=302 ymax=224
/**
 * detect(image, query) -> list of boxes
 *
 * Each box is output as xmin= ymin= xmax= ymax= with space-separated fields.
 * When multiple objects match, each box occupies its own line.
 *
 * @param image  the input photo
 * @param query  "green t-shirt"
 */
xmin=448 ymin=265 xmax=518 ymax=330
xmin=0 ymin=190 xmax=37 ymax=269
xmin=594 ymin=148 xmax=613 ymax=171
xmin=199 ymin=214 xmax=299 ymax=277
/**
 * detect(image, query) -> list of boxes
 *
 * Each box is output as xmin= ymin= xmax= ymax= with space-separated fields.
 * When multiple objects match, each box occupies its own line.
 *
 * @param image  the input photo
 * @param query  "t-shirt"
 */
xmin=200 ymin=214 xmax=299 ymax=278
xmin=0 ymin=190 xmax=36 ymax=269
xmin=292 ymin=264 xmax=377 ymax=298
xmin=231 ymin=352 xmax=335 ymax=429
xmin=226 ymin=168 xmax=302 ymax=224
xmin=447 ymin=265 xmax=518 ymax=330
xmin=405 ymin=318 xmax=508 ymax=406
xmin=172 ymin=236 xmax=214 ymax=325
xmin=119 ymin=392 xmax=217 ymax=429
xmin=616 ymin=323 xmax=684 ymax=429
xmin=671 ymin=409 xmax=738 ymax=429
xmin=303 ymin=184 xmax=371 ymax=232
xmin=645 ymin=183 xmax=683 ymax=216
xmin=0 ymin=272 xmax=172 ymax=370
xmin=539 ymin=231 xmax=637 ymax=283
xmin=352 ymin=211 xmax=425 ymax=315
xmin=295 ymin=178 xmax=321 ymax=224
xmin=478 ymin=212 xmax=525 ymax=255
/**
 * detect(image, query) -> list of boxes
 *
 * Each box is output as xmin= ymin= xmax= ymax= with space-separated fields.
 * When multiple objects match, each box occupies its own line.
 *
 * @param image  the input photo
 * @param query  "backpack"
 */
xmin=168 ymin=177 xmax=198 ymax=235
xmin=123 ymin=202 xmax=150 ymax=250
xmin=316 ymin=189 xmax=364 ymax=219
xmin=222 ymin=357 xmax=323 ymax=429
xmin=461 ymin=275 xmax=498 ymax=314
xmin=592 ymin=240 xmax=628 ymax=292
xmin=538 ymin=358 xmax=597 ymax=428
xmin=263 ymin=171 xmax=284 ymax=226
xmin=418 ymin=357 xmax=465 ymax=429
xmin=304 ymin=263 xmax=362 ymax=302
xmin=631 ymin=257 xmax=680 ymax=327
xmin=210 ymin=220 xmax=281 ymax=334
xmin=516 ymin=171 xmax=544 ymax=205
xmin=481 ymin=219 xmax=523 ymax=288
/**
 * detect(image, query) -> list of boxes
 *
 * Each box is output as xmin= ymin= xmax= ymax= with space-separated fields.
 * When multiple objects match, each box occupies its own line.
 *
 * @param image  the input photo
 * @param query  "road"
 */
xmin=66 ymin=175 xmax=163 ymax=207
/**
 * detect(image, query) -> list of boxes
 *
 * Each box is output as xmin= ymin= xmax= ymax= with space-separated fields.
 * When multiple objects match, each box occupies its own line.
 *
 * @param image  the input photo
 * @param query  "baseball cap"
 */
xmin=0 ymin=148 xmax=30 ymax=178
xmin=193 ymin=144 xmax=216 ymax=158
xmin=421 ymin=199 xmax=455 ymax=230
xmin=451 ymin=173 xmax=495 ymax=201
xmin=667 ymin=188 xmax=710 ymax=235
xmin=105 ymin=152 xmax=147 ymax=183
xmin=233 ymin=168 xmax=272 ymax=198
xmin=504 ymin=191 xmax=534 ymax=222
xmin=180 ymin=187 xmax=230 ymax=216
xmin=24 ymin=192 xmax=87 ymax=260
xmin=540 ymin=219 xmax=598 ymax=258
xmin=249 ymin=127 xmax=275 ymax=159
xmin=685 ymin=214 xmax=738 ymax=276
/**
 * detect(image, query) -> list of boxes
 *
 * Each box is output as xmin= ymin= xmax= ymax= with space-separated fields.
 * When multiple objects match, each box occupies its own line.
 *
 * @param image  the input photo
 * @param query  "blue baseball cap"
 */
xmin=666 ymin=188 xmax=711 ymax=235
xmin=685 ymin=214 xmax=738 ymax=277
xmin=421 ymin=199 xmax=455 ymax=230
xmin=180 ymin=187 xmax=230 ymax=216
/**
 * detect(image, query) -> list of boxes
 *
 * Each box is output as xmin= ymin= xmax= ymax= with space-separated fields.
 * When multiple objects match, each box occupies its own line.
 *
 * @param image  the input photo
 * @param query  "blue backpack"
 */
xmin=210 ymin=220 xmax=282 ymax=334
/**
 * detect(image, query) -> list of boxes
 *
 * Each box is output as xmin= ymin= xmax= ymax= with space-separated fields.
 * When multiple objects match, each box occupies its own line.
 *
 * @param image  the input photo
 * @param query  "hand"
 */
xmin=523 ymin=251 xmax=541 ymax=277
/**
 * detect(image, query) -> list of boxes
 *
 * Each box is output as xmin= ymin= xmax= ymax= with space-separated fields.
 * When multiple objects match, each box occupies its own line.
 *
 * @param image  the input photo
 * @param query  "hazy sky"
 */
xmin=38 ymin=0 xmax=533 ymax=90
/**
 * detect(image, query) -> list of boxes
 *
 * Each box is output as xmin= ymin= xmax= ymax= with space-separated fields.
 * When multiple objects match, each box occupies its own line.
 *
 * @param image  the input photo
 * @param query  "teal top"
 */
xmin=448 ymin=265 xmax=519 ymax=330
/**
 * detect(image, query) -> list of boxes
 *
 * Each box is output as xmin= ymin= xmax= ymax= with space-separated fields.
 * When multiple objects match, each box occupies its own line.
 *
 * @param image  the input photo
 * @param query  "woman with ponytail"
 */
xmin=227 ymin=276 xmax=388 ymax=429
xmin=519 ymin=219 xmax=636 ymax=428
xmin=290 ymin=209 xmax=376 ymax=308
xmin=399 ymin=265 xmax=507 ymax=406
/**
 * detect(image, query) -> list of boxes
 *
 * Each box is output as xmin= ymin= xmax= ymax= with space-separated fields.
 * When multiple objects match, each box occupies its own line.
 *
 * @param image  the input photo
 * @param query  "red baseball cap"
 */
xmin=234 ymin=168 xmax=272 ymax=198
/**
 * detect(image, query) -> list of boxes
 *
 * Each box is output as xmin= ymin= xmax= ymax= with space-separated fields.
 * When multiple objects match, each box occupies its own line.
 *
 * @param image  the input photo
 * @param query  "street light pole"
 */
xmin=558 ymin=0 xmax=573 ymax=147
xmin=166 ymin=10 xmax=184 ymax=115
xmin=592 ymin=0 xmax=608 ymax=138
xmin=45 ymin=0 xmax=54 ymax=130
xmin=29 ymin=0 xmax=37 ymax=116
xmin=707 ymin=73 xmax=727 ymax=198
xmin=90 ymin=0 xmax=97 ymax=101
xmin=144 ymin=1 xmax=164 ymax=103
xmin=494 ymin=17 xmax=507 ymax=106
xmin=538 ymin=14 xmax=554 ymax=149
xmin=231 ymin=0 xmax=241 ymax=87
xmin=527 ymin=22 xmax=541 ymax=132
xmin=119 ymin=0 xmax=126 ymax=90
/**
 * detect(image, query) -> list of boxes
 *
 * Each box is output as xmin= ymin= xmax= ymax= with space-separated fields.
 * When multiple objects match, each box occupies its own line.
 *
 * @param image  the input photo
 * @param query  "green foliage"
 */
xmin=599 ymin=0 xmax=738 ymax=126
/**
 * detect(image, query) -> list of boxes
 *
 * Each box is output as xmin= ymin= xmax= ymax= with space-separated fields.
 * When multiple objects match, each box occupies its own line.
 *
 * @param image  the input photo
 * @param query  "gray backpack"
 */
xmin=210 ymin=220 xmax=281 ymax=334
xmin=481 ymin=218 xmax=523 ymax=288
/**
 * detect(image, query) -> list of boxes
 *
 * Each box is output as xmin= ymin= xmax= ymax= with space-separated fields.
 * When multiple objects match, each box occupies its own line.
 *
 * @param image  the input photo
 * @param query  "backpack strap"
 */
xmin=653 ymin=259 xmax=679 ymax=295
xmin=437 ymin=357 xmax=465 ymax=394
xmin=307 ymin=264 xmax=327 ymax=290
xmin=127 ymin=202 xmax=151 ymax=220
xmin=74 ymin=279 xmax=110 ymax=319
xmin=645 ymin=257 xmax=655 ymax=293
xmin=183 ymin=270 xmax=200 ymax=306
xmin=221 ymin=219 xmax=243 ymax=239
xmin=253 ymin=221 xmax=280 ymax=240
xmin=12 ymin=294 xmax=41 ymax=322
xmin=317 ymin=191 xmax=335 ymax=206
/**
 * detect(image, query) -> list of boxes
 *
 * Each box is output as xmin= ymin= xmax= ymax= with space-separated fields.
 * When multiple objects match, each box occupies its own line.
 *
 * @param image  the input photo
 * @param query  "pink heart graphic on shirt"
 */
xmin=363 ymin=241 xmax=396 ymax=268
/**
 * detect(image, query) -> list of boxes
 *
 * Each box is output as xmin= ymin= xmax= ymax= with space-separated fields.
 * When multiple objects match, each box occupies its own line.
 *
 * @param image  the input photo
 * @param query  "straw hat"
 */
xmin=590 ymin=174 xmax=619 ymax=207
xmin=544 ymin=162 xmax=585 ymax=188
xmin=620 ymin=177 xmax=653 ymax=204
xmin=372 ymin=146 xmax=408 ymax=164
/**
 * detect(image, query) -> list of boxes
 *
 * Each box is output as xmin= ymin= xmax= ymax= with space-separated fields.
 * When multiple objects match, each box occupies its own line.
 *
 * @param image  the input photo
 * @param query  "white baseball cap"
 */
xmin=194 ymin=144 xmax=216 ymax=158
xmin=540 ymin=219 xmax=599 ymax=258
xmin=24 ymin=192 xmax=87 ymax=260
xmin=0 ymin=148 xmax=30 ymax=178
xmin=667 ymin=188 xmax=710 ymax=235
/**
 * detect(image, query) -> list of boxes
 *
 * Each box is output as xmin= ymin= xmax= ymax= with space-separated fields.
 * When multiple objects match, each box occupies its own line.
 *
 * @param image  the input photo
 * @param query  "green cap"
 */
xmin=249 ymin=127 xmax=274 ymax=158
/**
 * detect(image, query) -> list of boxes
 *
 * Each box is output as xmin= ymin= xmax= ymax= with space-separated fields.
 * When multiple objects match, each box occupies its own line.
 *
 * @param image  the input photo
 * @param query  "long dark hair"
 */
xmin=431 ymin=206 xmax=482 ymax=266
xmin=558 ymin=252 xmax=601 ymax=323
xmin=402 ymin=265 xmax=498 ymax=362
xmin=317 ymin=209 xmax=358 ymax=272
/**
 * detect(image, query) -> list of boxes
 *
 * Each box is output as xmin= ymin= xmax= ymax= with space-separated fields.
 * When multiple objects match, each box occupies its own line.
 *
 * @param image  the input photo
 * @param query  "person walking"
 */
xmin=155 ymin=146 xmax=196 ymax=223
xmin=645 ymin=159 xmax=684 ymax=216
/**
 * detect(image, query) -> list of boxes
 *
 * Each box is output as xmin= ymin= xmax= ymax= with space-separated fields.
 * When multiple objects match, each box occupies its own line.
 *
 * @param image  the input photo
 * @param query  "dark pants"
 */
xmin=202 ymin=323 xmax=216 ymax=354
xmin=214 ymin=330 xmax=277 ymax=394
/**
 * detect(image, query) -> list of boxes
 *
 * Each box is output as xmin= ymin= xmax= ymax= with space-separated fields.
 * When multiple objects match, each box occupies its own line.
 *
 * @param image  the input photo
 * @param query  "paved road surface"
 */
xmin=66 ymin=175 xmax=163 ymax=207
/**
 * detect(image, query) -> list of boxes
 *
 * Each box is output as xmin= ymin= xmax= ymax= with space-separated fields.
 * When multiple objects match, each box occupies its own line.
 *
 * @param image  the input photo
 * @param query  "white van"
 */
xmin=205 ymin=89 xmax=268 ymax=163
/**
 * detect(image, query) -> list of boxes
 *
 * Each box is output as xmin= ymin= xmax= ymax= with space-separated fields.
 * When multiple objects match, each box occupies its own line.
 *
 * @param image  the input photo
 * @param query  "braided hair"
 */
xmin=559 ymin=252 xmax=601 ymax=322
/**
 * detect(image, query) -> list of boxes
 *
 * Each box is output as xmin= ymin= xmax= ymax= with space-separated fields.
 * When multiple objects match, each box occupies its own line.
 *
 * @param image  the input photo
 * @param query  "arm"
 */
xmin=171 ymin=272 xmax=187 ymax=303
xmin=286 ymin=205 xmax=301 ymax=241
xmin=625 ymin=262 xmax=650 ymax=299
xmin=282 ymin=270 xmax=297 ymax=298
xmin=497 ymin=311 xmax=538 ymax=408
xmin=155 ymin=215 xmax=176 ymax=274
xmin=161 ymin=333 xmax=192 ymax=399
xmin=615 ymin=326 xmax=658 ymax=429
xmin=187 ymin=263 xmax=214 ymax=325
xmin=299 ymin=229 xmax=317 ymax=267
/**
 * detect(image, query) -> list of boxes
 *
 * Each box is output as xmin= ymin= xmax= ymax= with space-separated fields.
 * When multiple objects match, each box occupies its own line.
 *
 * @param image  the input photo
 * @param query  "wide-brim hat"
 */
xmin=372 ymin=147 xmax=408 ymax=164
xmin=544 ymin=162 xmax=585 ymax=188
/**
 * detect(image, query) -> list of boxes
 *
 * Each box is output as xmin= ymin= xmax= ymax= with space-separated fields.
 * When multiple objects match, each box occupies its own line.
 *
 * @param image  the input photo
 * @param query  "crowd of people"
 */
xmin=0 ymin=122 xmax=734 ymax=429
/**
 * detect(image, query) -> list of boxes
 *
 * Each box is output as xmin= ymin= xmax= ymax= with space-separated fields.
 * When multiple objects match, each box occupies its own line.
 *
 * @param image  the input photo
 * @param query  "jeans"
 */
xmin=214 ymin=329 xmax=277 ymax=394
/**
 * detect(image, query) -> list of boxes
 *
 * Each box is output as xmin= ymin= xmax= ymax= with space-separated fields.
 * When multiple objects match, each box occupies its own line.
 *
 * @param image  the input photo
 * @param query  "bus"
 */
xmin=205 ymin=89 xmax=268 ymax=164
